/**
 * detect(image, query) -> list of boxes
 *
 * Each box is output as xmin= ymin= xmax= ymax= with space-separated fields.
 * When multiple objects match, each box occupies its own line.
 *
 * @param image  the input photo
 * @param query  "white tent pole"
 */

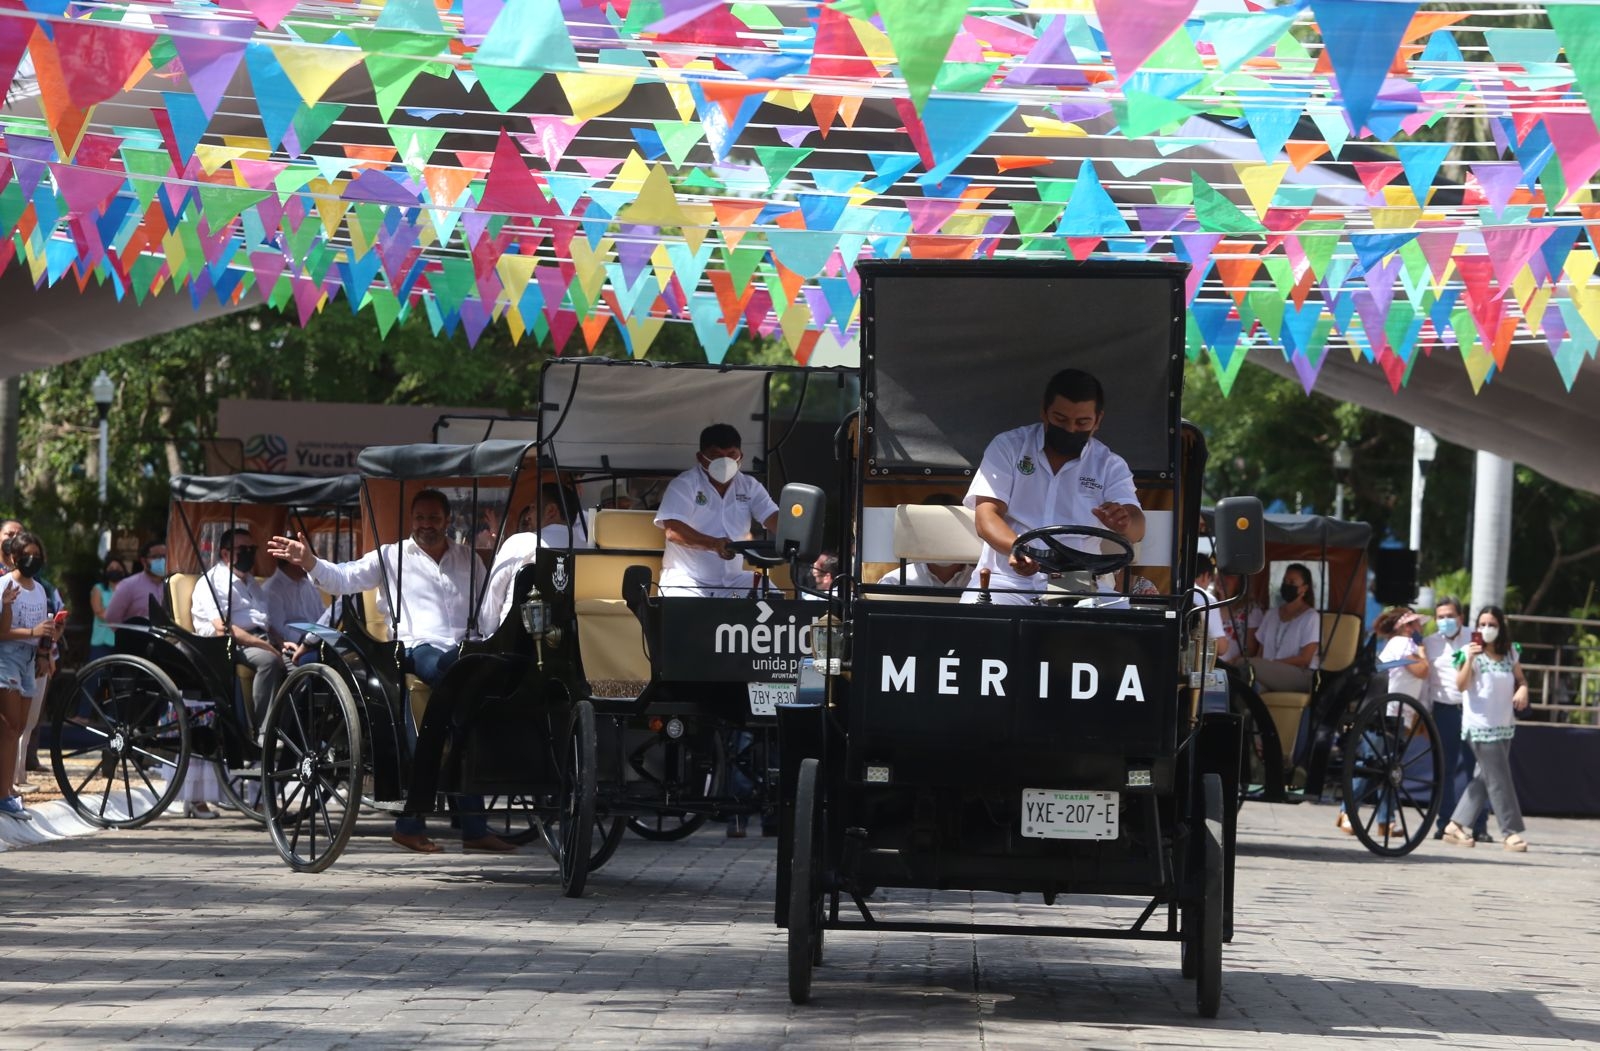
xmin=1470 ymin=451 xmax=1514 ymax=615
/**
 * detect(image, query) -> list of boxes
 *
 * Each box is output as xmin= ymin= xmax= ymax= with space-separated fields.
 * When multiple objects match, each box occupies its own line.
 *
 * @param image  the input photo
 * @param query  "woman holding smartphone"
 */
xmin=0 ymin=531 xmax=62 ymax=820
xmin=1441 ymin=605 xmax=1530 ymax=851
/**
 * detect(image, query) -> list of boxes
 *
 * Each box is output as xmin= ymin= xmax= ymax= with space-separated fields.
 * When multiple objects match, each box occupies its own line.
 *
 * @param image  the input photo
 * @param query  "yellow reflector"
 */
xmin=790 ymin=503 xmax=803 ymax=516
xmin=1235 ymin=516 xmax=1249 ymax=530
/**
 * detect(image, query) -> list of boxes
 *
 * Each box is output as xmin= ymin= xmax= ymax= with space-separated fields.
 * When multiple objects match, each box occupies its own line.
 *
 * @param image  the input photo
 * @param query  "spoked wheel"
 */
xmin=624 ymin=719 xmax=725 ymax=841
xmin=487 ymin=795 xmax=622 ymax=870
xmin=541 ymin=700 xmax=598 ymax=897
xmin=1341 ymin=693 xmax=1443 ymax=858
xmin=788 ymin=757 xmax=826 ymax=1005
xmin=213 ymin=711 xmax=266 ymax=826
xmin=1230 ymin=682 xmax=1282 ymax=809
xmin=262 ymin=665 xmax=362 ymax=873
xmin=50 ymin=656 xmax=188 ymax=828
xmin=1194 ymin=772 xmax=1225 ymax=1018
xmin=590 ymin=817 xmax=626 ymax=871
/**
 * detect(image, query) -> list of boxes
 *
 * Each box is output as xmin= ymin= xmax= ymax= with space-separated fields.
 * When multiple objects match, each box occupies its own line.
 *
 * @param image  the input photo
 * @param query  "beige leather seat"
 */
xmin=574 ymin=510 xmax=664 ymax=688
xmin=1259 ymin=612 xmax=1363 ymax=762
xmin=866 ymin=504 xmax=980 ymax=600
xmin=354 ymin=591 xmax=437 ymax=729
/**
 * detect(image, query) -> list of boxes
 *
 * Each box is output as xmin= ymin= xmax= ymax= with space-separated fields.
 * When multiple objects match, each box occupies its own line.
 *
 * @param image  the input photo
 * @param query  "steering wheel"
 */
xmin=727 ymin=538 xmax=785 ymax=568
xmin=1011 ymin=524 xmax=1136 ymax=577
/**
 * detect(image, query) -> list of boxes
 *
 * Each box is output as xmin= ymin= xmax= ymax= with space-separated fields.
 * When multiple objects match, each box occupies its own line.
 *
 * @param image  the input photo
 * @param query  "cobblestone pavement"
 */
xmin=1 ymin=801 xmax=1596 ymax=1051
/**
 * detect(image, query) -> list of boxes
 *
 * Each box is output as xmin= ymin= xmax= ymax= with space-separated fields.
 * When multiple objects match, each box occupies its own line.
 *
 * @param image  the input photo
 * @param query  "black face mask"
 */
xmin=106 ymin=572 xmax=127 ymax=583
xmin=1044 ymin=425 xmax=1090 ymax=459
xmin=1279 ymin=581 xmax=1301 ymax=603
xmin=16 ymin=555 xmax=43 ymax=579
xmin=233 ymin=546 xmax=259 ymax=569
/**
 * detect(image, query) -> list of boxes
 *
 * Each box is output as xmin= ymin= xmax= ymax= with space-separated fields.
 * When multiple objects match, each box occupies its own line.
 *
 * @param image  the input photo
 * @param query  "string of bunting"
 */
xmin=2 ymin=0 xmax=1599 ymax=394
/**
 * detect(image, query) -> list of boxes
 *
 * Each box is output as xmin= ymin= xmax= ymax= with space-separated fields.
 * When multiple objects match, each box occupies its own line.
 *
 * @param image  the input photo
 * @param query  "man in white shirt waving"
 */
xmin=962 ymin=369 xmax=1145 ymax=605
xmin=268 ymin=489 xmax=515 ymax=855
xmin=190 ymin=527 xmax=285 ymax=728
xmin=655 ymin=424 xmax=779 ymax=597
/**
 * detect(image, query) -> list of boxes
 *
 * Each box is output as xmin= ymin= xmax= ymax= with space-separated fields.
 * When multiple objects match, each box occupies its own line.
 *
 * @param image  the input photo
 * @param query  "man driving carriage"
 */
xmin=189 ymin=527 xmax=286 ymax=727
xmin=655 ymin=423 xmax=780 ymax=597
xmin=267 ymin=489 xmax=517 ymax=855
xmin=962 ymin=368 xmax=1146 ymax=604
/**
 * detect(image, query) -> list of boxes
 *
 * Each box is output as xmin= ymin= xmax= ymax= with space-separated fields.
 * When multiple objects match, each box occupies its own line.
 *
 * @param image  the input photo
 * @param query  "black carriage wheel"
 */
xmin=788 ymin=757 xmax=825 ymax=1005
xmin=590 ymin=817 xmax=627 ymax=871
xmin=1231 ymin=683 xmax=1282 ymax=810
xmin=625 ymin=722 xmax=727 ymax=841
xmin=213 ymin=713 xmax=266 ymax=826
xmin=261 ymin=665 xmax=363 ymax=874
xmin=542 ymin=699 xmax=598 ymax=898
xmin=1341 ymin=694 xmax=1443 ymax=858
xmin=50 ymin=655 xmax=188 ymax=829
xmin=1195 ymin=772 xmax=1225 ymax=1019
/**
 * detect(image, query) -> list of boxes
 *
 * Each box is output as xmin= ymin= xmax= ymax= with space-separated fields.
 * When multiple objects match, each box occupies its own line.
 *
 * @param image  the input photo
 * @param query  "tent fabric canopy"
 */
xmin=168 ymin=472 xmax=360 ymax=506
xmin=355 ymin=439 xmax=537 ymax=480
xmin=1202 ymin=509 xmax=1372 ymax=550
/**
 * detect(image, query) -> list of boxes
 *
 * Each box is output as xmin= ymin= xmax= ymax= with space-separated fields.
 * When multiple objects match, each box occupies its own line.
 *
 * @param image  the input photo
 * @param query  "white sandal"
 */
xmin=1441 ymin=822 xmax=1476 ymax=847
xmin=1502 ymin=833 xmax=1528 ymax=853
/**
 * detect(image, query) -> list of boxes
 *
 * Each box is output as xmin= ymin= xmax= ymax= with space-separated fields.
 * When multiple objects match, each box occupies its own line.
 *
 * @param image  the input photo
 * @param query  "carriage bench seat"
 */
xmin=1257 ymin=612 xmax=1365 ymax=763
xmin=573 ymin=510 xmax=665 ymax=685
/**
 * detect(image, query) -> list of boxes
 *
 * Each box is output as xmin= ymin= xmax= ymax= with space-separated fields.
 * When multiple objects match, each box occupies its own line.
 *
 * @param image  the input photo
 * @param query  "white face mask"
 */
xmin=1479 ymin=624 xmax=1500 ymax=644
xmin=705 ymin=456 xmax=740 ymax=484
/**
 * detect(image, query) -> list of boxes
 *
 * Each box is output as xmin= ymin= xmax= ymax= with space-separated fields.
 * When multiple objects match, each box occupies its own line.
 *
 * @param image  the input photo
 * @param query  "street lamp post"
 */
xmin=91 ymin=370 xmax=115 ymax=558
xmin=1332 ymin=440 xmax=1353 ymax=520
xmin=1409 ymin=427 xmax=1437 ymax=554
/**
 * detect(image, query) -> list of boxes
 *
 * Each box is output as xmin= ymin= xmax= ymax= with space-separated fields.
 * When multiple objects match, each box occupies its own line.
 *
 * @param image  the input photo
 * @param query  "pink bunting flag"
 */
xmin=218 ymin=0 xmax=301 ymax=32
xmin=479 ymin=130 xmax=540 ymax=216
xmin=518 ymin=117 xmax=585 ymax=168
xmin=163 ymin=13 xmax=254 ymax=120
xmin=1093 ymin=0 xmax=1197 ymax=85
xmin=1541 ymin=111 xmax=1600 ymax=206
xmin=1480 ymin=225 xmax=1553 ymax=291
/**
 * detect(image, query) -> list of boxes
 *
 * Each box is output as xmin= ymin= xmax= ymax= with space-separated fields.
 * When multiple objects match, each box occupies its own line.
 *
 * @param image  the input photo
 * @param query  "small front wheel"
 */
xmin=788 ymin=757 xmax=825 ymax=1004
xmin=262 ymin=665 xmax=362 ymax=873
xmin=1194 ymin=772 xmax=1224 ymax=1018
xmin=1341 ymin=694 xmax=1442 ymax=858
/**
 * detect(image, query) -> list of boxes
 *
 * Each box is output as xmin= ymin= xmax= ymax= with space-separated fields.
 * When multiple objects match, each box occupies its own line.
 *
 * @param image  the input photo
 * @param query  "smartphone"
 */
xmin=1471 ymin=630 xmax=1484 ymax=646
xmin=52 ymin=610 xmax=68 ymax=629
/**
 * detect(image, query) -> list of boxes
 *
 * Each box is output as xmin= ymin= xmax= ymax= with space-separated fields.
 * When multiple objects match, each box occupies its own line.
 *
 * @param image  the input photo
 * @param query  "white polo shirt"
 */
xmin=960 ymin=426 xmax=1140 ymax=602
xmin=654 ymin=467 xmax=779 ymax=596
xmin=308 ymin=538 xmax=476 ymax=649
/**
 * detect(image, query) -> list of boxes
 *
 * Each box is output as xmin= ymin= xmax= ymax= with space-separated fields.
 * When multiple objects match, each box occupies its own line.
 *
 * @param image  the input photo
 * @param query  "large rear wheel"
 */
xmin=212 ymin=709 xmax=266 ymax=826
xmin=1341 ymin=694 xmax=1442 ymax=858
xmin=541 ymin=700 xmax=598 ymax=897
xmin=262 ymin=665 xmax=362 ymax=873
xmin=49 ymin=656 xmax=187 ymax=828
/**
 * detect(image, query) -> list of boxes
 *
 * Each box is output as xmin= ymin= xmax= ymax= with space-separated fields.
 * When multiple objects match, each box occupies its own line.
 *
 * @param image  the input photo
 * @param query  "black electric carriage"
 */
xmin=257 ymin=438 xmax=616 ymax=883
xmin=48 ymin=472 xmax=361 ymax=828
xmin=770 ymin=259 xmax=1265 ymax=1018
xmin=525 ymin=358 xmax=855 ymax=866
xmin=1217 ymin=512 xmax=1445 ymax=858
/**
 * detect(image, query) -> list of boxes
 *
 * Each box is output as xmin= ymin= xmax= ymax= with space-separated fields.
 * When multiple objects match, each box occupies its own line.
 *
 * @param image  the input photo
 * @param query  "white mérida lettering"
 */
xmin=880 ymin=654 xmax=1146 ymax=702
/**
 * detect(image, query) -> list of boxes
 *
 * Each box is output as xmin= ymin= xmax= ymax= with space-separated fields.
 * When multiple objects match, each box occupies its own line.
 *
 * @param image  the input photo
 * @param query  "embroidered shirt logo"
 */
xmin=695 ymin=490 xmax=708 ymax=506
xmin=1017 ymin=455 xmax=1036 ymax=476
xmin=1079 ymin=475 xmax=1103 ymax=492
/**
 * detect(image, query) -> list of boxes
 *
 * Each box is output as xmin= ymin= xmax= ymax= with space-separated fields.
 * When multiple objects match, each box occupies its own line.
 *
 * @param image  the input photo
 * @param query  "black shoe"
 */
xmin=1432 ymin=829 xmax=1445 ymax=840
xmin=1473 ymin=830 xmax=1494 ymax=843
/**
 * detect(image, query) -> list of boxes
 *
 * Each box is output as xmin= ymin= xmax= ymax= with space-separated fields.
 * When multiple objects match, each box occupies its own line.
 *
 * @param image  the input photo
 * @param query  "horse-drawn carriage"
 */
xmin=49 ymin=472 xmax=360 ymax=827
xmin=1219 ymin=513 xmax=1444 ymax=857
xmin=770 ymin=258 xmax=1263 ymax=1017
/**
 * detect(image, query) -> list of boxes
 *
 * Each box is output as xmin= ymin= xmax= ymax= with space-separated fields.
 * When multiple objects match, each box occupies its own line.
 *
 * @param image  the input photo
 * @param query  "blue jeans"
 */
xmin=395 ymin=644 xmax=488 ymax=841
xmin=1433 ymin=704 xmax=1473 ymax=833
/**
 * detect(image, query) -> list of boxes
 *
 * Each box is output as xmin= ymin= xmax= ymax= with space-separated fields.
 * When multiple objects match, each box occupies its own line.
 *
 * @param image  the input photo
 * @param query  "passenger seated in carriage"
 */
xmin=268 ymin=490 xmax=518 ymax=856
xmin=962 ymin=368 xmax=1145 ymax=605
xmin=189 ymin=527 xmax=285 ymax=728
xmin=654 ymin=423 xmax=779 ymax=598
xmin=478 ymin=482 xmax=587 ymax=629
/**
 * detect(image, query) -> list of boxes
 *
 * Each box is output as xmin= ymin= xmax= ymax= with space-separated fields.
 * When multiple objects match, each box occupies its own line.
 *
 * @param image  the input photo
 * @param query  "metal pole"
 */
xmin=98 ymin=415 xmax=109 ymax=507
xmin=1334 ymin=482 xmax=1345 ymax=521
xmin=1408 ymin=448 xmax=1424 ymax=553
xmin=1470 ymin=451 xmax=1513 ymax=615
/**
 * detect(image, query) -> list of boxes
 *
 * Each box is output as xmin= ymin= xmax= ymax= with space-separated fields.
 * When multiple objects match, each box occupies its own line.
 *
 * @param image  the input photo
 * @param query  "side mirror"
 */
xmin=1213 ymin=496 xmax=1264 ymax=577
xmin=774 ymin=483 xmax=826 ymax=563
